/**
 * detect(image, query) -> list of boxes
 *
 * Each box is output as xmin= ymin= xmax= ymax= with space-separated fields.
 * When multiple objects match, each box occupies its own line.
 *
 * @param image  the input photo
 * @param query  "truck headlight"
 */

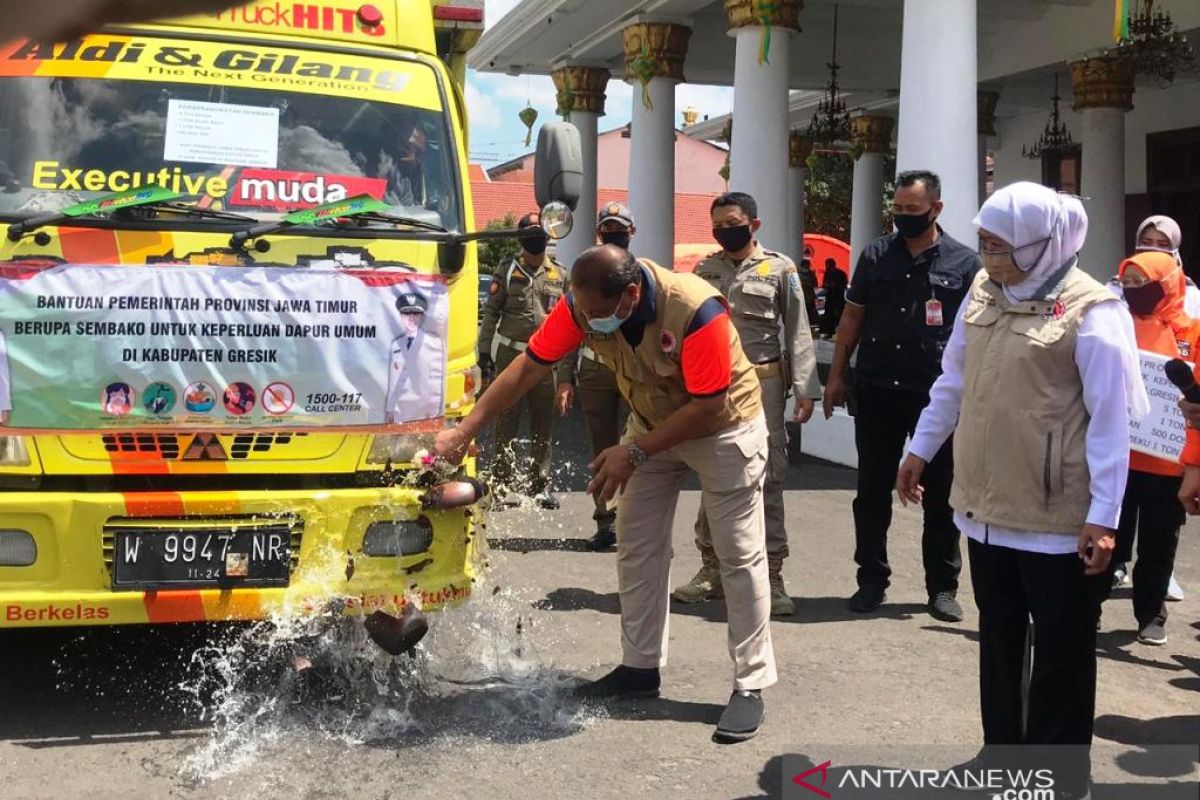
xmin=366 ymin=431 xmax=436 ymax=465
xmin=0 ymin=530 xmax=36 ymax=566
xmin=362 ymin=517 xmax=434 ymax=556
xmin=0 ymin=437 xmax=29 ymax=467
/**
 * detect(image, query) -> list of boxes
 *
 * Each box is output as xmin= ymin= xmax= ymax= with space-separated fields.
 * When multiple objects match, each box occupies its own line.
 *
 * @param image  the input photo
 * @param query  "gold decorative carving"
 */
xmin=552 ymin=66 xmax=610 ymax=117
xmin=789 ymin=132 xmax=814 ymax=168
xmin=977 ymin=90 xmax=1000 ymax=137
xmin=849 ymin=115 xmax=894 ymax=154
xmin=724 ymin=0 xmax=802 ymax=32
xmin=1070 ymin=56 xmax=1135 ymax=111
xmin=622 ymin=22 xmax=692 ymax=83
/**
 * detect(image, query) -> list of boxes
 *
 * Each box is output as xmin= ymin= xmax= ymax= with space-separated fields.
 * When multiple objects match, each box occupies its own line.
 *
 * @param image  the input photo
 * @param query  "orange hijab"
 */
xmin=1119 ymin=250 xmax=1191 ymax=356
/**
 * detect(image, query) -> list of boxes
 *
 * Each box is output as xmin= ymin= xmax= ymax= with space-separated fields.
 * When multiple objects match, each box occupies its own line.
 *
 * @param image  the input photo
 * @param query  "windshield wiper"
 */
xmin=229 ymin=194 xmax=446 ymax=249
xmin=5 ymin=185 xmax=255 ymax=241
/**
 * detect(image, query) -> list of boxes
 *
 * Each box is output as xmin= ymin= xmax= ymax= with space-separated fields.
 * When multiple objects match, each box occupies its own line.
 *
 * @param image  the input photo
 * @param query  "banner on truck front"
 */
xmin=0 ymin=262 xmax=447 ymax=432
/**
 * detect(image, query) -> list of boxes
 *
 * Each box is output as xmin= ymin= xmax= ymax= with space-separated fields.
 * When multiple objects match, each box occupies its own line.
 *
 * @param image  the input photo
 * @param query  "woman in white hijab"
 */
xmin=1134 ymin=214 xmax=1199 ymax=317
xmin=895 ymin=182 xmax=1148 ymax=793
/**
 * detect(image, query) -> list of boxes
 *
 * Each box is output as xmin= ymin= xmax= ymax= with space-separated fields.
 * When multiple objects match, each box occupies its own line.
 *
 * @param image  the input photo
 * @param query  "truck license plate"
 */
xmin=111 ymin=527 xmax=291 ymax=590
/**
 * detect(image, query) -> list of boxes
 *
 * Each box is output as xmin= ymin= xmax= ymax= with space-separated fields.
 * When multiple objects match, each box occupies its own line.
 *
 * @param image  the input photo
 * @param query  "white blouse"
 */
xmin=908 ymin=299 xmax=1136 ymax=555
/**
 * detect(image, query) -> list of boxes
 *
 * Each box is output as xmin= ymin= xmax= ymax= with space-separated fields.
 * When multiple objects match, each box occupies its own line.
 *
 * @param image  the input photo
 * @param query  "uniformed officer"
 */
xmin=434 ymin=245 xmax=776 ymax=743
xmin=557 ymin=203 xmax=636 ymax=550
xmin=822 ymin=170 xmax=979 ymax=621
xmin=385 ymin=289 xmax=444 ymax=423
xmin=672 ymin=192 xmax=820 ymax=616
xmin=478 ymin=212 xmax=566 ymax=508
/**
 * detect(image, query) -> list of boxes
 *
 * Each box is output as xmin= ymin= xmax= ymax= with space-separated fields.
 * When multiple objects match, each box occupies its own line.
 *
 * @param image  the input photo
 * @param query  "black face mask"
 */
xmin=714 ymin=224 xmax=753 ymax=253
xmin=599 ymin=230 xmax=631 ymax=250
xmin=1124 ymin=281 xmax=1165 ymax=316
xmin=522 ymin=236 xmax=548 ymax=256
xmin=894 ymin=209 xmax=936 ymax=240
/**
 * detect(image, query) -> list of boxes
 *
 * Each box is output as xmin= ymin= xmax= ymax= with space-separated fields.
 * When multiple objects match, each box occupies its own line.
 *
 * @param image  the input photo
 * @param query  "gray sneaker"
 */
xmin=713 ymin=690 xmax=764 ymax=743
xmin=929 ymin=592 xmax=964 ymax=623
xmin=1138 ymin=622 xmax=1167 ymax=646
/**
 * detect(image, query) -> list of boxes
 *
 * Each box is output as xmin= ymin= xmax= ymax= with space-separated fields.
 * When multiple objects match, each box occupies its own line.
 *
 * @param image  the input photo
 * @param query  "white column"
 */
xmin=1078 ymin=107 xmax=1127 ymax=280
xmin=789 ymin=164 xmax=806 ymax=261
xmin=850 ymin=151 xmax=885 ymax=268
xmin=628 ymin=77 xmax=676 ymax=268
xmin=977 ymin=134 xmax=989 ymax=206
xmin=559 ymin=110 xmax=598 ymax=266
xmin=729 ymin=26 xmax=791 ymax=251
xmin=895 ymin=0 xmax=978 ymax=242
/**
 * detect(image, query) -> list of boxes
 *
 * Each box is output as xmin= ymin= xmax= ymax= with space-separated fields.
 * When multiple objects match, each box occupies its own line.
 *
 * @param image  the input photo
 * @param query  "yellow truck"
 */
xmin=0 ymin=0 xmax=580 ymax=632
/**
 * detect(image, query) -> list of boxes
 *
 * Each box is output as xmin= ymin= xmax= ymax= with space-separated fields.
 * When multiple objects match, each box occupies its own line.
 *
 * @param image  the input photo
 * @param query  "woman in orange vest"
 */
xmin=1112 ymin=250 xmax=1200 ymax=647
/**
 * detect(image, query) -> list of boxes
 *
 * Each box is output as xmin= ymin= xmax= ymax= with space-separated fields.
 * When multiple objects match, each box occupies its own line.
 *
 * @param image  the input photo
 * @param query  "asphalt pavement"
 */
xmin=0 ymin=406 xmax=1197 ymax=799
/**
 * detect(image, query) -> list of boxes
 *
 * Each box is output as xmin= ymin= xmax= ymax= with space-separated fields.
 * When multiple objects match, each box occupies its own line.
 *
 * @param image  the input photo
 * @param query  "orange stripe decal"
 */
xmin=59 ymin=227 xmax=121 ymax=263
xmin=143 ymin=590 xmax=207 ymax=623
xmin=122 ymin=492 xmax=186 ymax=517
xmin=202 ymin=590 xmax=263 ymax=621
xmin=111 ymin=455 xmax=172 ymax=475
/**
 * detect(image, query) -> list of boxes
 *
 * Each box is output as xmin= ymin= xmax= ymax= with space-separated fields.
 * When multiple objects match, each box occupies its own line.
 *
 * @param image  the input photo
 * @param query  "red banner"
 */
xmin=228 ymin=169 xmax=387 ymax=211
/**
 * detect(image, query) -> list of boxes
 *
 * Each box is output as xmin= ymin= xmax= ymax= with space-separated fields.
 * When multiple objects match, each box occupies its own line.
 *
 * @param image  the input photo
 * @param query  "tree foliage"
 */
xmin=477 ymin=212 xmax=520 ymax=276
xmin=803 ymin=151 xmax=897 ymax=243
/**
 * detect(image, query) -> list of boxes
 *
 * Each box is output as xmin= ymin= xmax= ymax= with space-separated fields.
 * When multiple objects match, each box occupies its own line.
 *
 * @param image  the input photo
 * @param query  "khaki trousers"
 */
xmin=694 ymin=373 xmax=790 ymax=559
xmin=492 ymin=342 xmax=554 ymax=493
xmin=578 ymin=356 xmax=629 ymax=529
xmin=617 ymin=413 xmax=776 ymax=691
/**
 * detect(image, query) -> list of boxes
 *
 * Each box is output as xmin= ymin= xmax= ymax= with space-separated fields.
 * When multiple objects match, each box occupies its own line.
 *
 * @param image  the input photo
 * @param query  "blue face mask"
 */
xmin=587 ymin=293 xmax=631 ymax=334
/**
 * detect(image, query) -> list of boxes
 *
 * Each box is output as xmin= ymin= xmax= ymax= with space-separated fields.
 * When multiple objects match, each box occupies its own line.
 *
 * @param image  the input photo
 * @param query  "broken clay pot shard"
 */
xmin=364 ymin=605 xmax=430 ymax=656
xmin=419 ymin=478 xmax=488 ymax=510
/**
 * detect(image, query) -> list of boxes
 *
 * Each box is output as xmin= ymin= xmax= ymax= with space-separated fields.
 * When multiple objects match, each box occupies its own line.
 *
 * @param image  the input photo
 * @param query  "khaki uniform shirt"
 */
xmin=478 ymin=255 xmax=566 ymax=356
xmin=694 ymin=243 xmax=820 ymax=399
xmin=568 ymin=261 xmax=762 ymax=431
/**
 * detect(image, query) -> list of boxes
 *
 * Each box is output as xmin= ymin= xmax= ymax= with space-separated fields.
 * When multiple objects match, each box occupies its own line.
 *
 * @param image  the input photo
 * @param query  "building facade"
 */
xmin=470 ymin=0 xmax=1200 ymax=464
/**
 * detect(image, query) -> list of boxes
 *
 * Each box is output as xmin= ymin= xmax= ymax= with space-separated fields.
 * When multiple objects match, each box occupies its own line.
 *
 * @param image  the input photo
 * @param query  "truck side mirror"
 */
xmin=438 ymin=239 xmax=466 ymax=275
xmin=534 ymin=121 xmax=582 ymax=211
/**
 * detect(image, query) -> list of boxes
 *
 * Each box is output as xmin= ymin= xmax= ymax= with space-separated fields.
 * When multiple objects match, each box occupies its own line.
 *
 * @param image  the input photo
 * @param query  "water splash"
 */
xmin=179 ymin=532 xmax=599 ymax=786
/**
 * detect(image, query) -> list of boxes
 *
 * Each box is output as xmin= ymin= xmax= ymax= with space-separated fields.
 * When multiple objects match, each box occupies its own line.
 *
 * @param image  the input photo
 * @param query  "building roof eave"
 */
xmin=468 ymin=0 xmax=570 ymax=73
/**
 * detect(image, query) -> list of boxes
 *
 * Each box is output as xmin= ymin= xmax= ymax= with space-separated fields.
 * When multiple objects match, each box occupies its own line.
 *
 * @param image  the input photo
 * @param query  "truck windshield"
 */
xmin=0 ymin=73 xmax=460 ymax=230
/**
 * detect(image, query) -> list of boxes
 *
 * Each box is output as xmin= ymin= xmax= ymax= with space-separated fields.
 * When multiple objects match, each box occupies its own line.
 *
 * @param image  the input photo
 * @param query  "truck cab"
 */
xmin=0 ymin=1 xmax=550 ymax=629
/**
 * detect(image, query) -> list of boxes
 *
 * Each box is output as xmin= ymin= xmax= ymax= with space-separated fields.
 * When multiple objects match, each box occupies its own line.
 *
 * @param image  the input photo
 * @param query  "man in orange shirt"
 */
xmin=434 ymin=245 xmax=776 ymax=743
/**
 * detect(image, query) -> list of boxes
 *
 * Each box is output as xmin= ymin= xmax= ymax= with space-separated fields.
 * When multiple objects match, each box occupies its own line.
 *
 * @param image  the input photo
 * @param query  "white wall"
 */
xmin=979 ymin=5 xmax=1200 ymax=83
xmin=992 ymin=77 xmax=1200 ymax=195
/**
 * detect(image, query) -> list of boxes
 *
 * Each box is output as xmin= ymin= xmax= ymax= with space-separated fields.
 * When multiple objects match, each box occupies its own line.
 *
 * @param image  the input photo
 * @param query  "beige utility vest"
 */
xmin=951 ymin=266 xmax=1118 ymax=535
xmin=573 ymin=262 xmax=762 ymax=431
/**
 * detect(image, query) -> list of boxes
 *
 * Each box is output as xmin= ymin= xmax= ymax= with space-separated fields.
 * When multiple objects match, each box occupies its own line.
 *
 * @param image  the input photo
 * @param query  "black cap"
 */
xmin=396 ymin=290 xmax=428 ymax=314
xmin=518 ymin=212 xmax=544 ymax=230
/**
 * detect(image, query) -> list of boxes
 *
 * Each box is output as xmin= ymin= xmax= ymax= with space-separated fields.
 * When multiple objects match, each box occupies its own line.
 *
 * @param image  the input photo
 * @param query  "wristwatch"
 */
xmin=627 ymin=440 xmax=649 ymax=467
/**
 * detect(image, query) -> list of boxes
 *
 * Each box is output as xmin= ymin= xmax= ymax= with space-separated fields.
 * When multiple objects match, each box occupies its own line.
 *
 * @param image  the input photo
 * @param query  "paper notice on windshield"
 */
xmin=164 ymin=100 xmax=279 ymax=168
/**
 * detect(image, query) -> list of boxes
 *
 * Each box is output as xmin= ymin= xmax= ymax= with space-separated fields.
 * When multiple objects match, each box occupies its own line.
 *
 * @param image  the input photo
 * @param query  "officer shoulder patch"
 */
xmin=661 ymin=330 xmax=678 ymax=353
xmin=789 ymin=272 xmax=801 ymax=292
